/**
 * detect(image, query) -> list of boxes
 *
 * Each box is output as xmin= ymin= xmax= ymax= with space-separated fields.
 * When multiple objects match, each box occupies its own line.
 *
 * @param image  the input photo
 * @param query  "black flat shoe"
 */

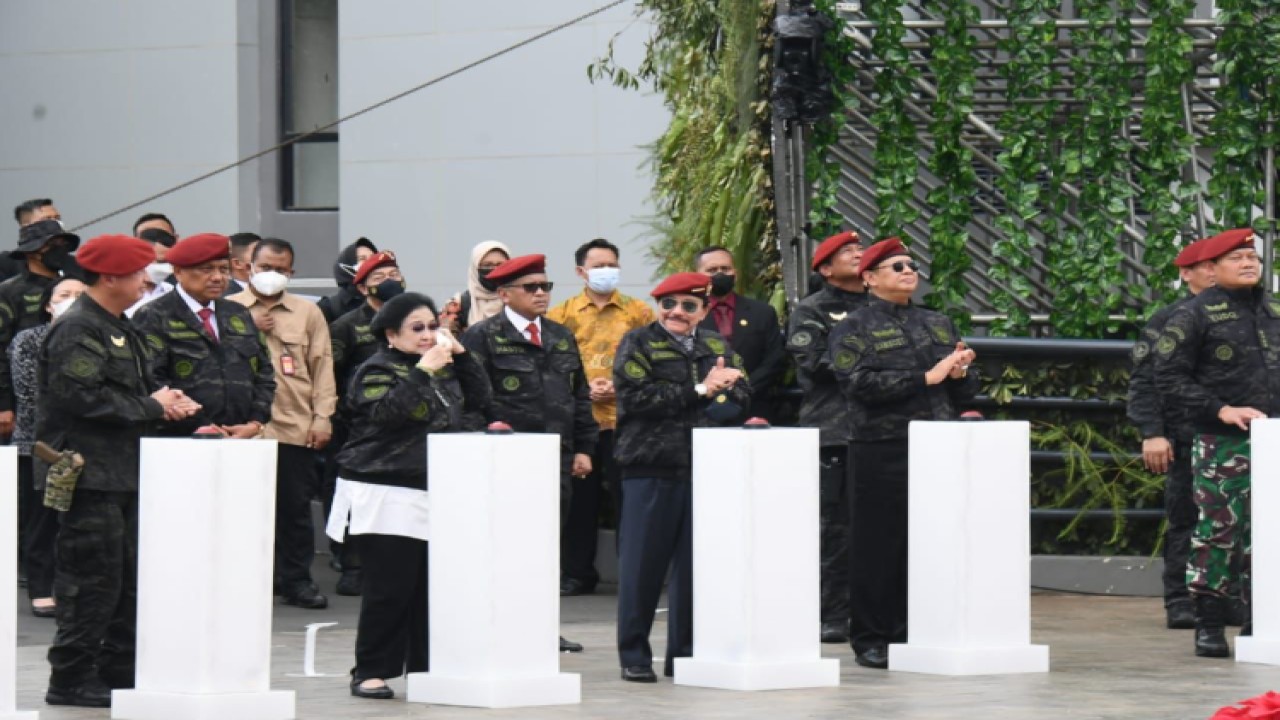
xmin=46 ymin=679 xmax=112 ymax=708
xmin=621 ymin=665 xmax=657 ymax=683
xmin=350 ymin=678 xmax=394 ymax=699
xmin=559 ymin=577 xmax=595 ymax=596
xmin=559 ymin=636 xmax=583 ymax=653
xmin=282 ymin=583 xmax=329 ymax=610
xmin=820 ymin=621 xmax=849 ymax=643
xmin=335 ymin=570 xmax=362 ymax=597
xmin=854 ymin=647 xmax=889 ymax=669
xmin=31 ymin=602 xmax=56 ymax=619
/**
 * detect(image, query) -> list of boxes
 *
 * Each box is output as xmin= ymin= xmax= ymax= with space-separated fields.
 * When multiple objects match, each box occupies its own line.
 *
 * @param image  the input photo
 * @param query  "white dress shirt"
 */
xmin=504 ymin=305 xmax=542 ymax=342
xmin=176 ymin=283 xmax=219 ymax=340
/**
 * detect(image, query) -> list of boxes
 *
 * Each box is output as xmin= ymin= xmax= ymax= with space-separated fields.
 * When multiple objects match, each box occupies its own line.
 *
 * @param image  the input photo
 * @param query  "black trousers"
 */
xmin=276 ymin=443 xmax=319 ymax=591
xmin=1163 ymin=438 xmax=1196 ymax=606
xmin=561 ymin=430 xmax=615 ymax=587
xmin=819 ymin=445 xmax=850 ymax=625
xmin=322 ymin=423 xmax=360 ymax=572
xmin=616 ymin=475 xmax=692 ymax=671
xmin=354 ymin=533 xmax=428 ymax=680
xmin=847 ymin=439 xmax=909 ymax=655
xmin=21 ymin=455 xmax=58 ymax=599
xmin=48 ymin=490 xmax=137 ymax=689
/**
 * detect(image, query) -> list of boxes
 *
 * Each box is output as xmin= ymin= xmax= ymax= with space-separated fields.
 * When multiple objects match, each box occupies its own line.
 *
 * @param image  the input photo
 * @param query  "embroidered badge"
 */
xmin=502 ymin=376 xmax=521 ymax=391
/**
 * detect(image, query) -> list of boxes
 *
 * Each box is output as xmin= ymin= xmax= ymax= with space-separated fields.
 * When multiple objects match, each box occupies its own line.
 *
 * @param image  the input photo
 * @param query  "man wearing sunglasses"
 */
xmin=460 ymin=253 xmax=598 ymax=655
xmin=828 ymin=237 xmax=979 ymax=669
xmin=786 ymin=230 xmax=868 ymax=645
xmin=613 ymin=272 xmax=751 ymax=683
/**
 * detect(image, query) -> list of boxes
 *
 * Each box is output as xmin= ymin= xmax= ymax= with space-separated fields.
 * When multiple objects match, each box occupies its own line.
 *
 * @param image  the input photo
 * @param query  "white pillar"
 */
xmin=113 ymin=439 xmax=294 ymax=720
xmin=674 ymin=427 xmax=839 ymax=691
xmin=407 ymin=433 xmax=579 ymax=708
xmin=0 ymin=447 xmax=35 ymax=720
xmin=1237 ymin=418 xmax=1278 ymax=664
xmin=889 ymin=421 xmax=1050 ymax=675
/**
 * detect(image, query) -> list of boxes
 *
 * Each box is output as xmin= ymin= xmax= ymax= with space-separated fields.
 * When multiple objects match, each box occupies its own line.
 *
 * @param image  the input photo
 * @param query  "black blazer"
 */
xmin=698 ymin=293 xmax=788 ymax=418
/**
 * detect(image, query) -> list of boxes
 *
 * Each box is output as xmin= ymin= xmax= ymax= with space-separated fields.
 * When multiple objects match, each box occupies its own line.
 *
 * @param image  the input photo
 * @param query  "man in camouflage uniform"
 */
xmin=460 ymin=253 xmax=598 ymax=654
xmin=0 ymin=219 xmax=82 ymax=438
xmin=1154 ymin=228 xmax=1278 ymax=658
xmin=325 ymin=250 xmax=405 ymax=595
xmin=786 ymin=230 xmax=867 ymax=644
xmin=1127 ymin=237 xmax=1215 ymax=630
xmin=132 ymin=233 xmax=275 ymax=438
xmin=37 ymin=235 xmax=200 ymax=707
xmin=829 ymin=237 xmax=978 ymax=670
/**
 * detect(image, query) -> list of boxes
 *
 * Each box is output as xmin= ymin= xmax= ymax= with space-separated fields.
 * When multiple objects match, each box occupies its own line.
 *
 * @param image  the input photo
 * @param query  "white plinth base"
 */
xmin=1235 ymin=637 xmax=1280 ymax=666
xmin=406 ymin=672 xmax=580 ymax=709
xmin=0 ymin=712 xmax=37 ymax=719
xmin=674 ymin=657 xmax=839 ymax=691
xmin=889 ymin=644 xmax=1050 ymax=676
xmin=111 ymin=690 xmax=295 ymax=720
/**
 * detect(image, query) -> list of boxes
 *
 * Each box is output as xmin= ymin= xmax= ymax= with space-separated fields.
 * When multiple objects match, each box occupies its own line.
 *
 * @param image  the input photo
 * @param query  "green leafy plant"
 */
xmin=805 ymin=0 xmax=859 ymax=243
xmin=867 ymin=0 xmax=920 ymax=239
xmin=1207 ymin=0 xmax=1270 ymax=230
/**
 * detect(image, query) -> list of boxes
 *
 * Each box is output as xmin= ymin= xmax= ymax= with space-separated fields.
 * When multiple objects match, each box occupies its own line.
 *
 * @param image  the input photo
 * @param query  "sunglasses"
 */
xmin=506 ymin=281 xmax=554 ymax=293
xmin=659 ymin=297 xmax=703 ymax=313
xmin=878 ymin=260 xmax=920 ymax=274
xmin=409 ymin=321 xmax=441 ymax=333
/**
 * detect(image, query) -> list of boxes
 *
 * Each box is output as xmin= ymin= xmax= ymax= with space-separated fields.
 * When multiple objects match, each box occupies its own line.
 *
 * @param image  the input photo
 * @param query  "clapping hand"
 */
xmin=702 ymin=357 xmax=743 ymax=395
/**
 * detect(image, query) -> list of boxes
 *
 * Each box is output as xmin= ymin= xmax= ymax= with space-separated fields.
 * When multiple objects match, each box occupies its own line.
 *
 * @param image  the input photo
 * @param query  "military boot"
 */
xmin=1194 ymin=595 xmax=1230 ymax=658
xmin=1165 ymin=599 xmax=1195 ymax=630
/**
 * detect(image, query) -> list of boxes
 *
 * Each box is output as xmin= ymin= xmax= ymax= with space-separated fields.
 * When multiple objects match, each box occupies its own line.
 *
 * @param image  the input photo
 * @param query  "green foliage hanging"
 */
xmin=805 ymin=0 xmax=858 ymax=243
xmin=587 ymin=1 xmax=778 ymax=298
xmin=867 ymin=1 xmax=920 ymax=240
xmin=923 ymin=0 xmax=978 ymax=333
xmin=1207 ymin=0 xmax=1269 ymax=230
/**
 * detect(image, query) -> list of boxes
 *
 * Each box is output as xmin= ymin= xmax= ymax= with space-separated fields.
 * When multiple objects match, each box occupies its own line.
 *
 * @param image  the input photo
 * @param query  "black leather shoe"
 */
xmin=350 ymin=678 xmax=394 ymax=700
xmin=31 ymin=602 xmax=56 ymax=619
xmin=1195 ymin=627 xmax=1230 ymax=657
xmin=621 ymin=665 xmax=657 ymax=683
xmin=282 ymin=583 xmax=329 ymax=610
xmin=854 ymin=647 xmax=890 ymax=669
xmin=821 ymin=621 xmax=849 ymax=643
xmin=1227 ymin=598 xmax=1247 ymax=627
xmin=1166 ymin=600 xmax=1195 ymax=630
xmin=328 ymin=556 xmax=344 ymax=573
xmin=560 ymin=577 xmax=595 ymax=596
xmin=559 ymin=636 xmax=583 ymax=653
xmin=335 ymin=570 xmax=362 ymax=597
xmin=46 ymin=679 xmax=112 ymax=708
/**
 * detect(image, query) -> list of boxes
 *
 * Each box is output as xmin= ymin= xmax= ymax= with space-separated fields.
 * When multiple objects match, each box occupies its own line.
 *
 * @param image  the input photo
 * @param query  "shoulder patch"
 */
xmin=411 ymin=401 xmax=430 ymax=420
xmin=554 ymin=338 xmax=570 ymax=351
xmin=66 ymin=354 xmax=99 ymax=379
xmin=624 ymin=360 xmax=647 ymax=379
xmin=229 ymin=315 xmax=248 ymax=334
xmin=363 ymin=384 xmax=389 ymax=400
xmin=1156 ymin=336 xmax=1177 ymax=356
xmin=791 ymin=331 xmax=813 ymax=347
xmin=145 ymin=334 xmax=165 ymax=352
xmin=834 ymin=349 xmax=857 ymax=370
xmin=1132 ymin=341 xmax=1149 ymax=360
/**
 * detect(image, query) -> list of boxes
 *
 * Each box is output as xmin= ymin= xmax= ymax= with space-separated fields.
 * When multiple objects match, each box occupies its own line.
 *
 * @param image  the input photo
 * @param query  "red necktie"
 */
xmin=527 ymin=322 xmax=541 ymax=347
xmin=198 ymin=308 xmax=218 ymax=343
xmin=713 ymin=304 xmax=734 ymax=339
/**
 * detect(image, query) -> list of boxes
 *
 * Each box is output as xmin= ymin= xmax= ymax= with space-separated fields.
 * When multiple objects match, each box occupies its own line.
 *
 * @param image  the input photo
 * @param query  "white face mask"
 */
xmin=50 ymin=297 xmax=76 ymax=319
xmin=586 ymin=267 xmax=621 ymax=294
xmin=145 ymin=263 xmax=173 ymax=285
xmin=250 ymin=270 xmax=289 ymax=296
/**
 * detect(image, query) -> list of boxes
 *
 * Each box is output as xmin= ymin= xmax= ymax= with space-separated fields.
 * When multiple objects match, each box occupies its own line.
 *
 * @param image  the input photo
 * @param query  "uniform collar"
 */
xmin=504 ymin=305 xmax=541 ymax=333
xmin=175 ymin=283 xmax=215 ymax=315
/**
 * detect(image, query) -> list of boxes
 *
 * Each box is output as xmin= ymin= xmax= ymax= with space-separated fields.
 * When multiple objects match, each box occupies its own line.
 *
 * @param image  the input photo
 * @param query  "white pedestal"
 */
xmin=889 ymin=421 xmax=1050 ymax=676
xmin=674 ymin=428 xmax=839 ymax=691
xmin=0 ymin=448 xmax=35 ymax=720
xmin=113 ymin=439 xmax=294 ymax=720
xmin=407 ymin=433 xmax=579 ymax=708
xmin=1238 ymin=419 xmax=1279 ymax=664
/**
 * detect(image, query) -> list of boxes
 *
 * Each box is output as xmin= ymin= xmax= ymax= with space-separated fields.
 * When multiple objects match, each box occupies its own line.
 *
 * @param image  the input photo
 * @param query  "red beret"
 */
xmin=1173 ymin=238 xmax=1209 ymax=268
xmin=651 ymin=272 xmax=711 ymax=299
xmin=857 ymin=237 xmax=910 ymax=276
xmin=488 ymin=254 xmax=546 ymax=285
xmin=77 ymin=234 xmax=156 ymax=276
xmin=812 ymin=231 xmax=861 ymax=270
xmin=352 ymin=250 xmax=399 ymax=286
xmin=166 ymin=233 xmax=230 ymax=268
xmin=1198 ymin=228 xmax=1256 ymax=263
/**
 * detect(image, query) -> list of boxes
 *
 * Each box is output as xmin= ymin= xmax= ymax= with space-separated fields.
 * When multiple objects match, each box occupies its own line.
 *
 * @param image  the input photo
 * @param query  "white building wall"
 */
xmin=338 ymin=0 xmax=669 ymax=306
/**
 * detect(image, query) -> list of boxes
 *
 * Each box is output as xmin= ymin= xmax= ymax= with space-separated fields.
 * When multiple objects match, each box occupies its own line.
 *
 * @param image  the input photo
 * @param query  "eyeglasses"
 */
xmin=506 ymin=282 xmax=554 ymax=293
xmin=659 ymin=297 xmax=703 ymax=314
xmin=409 ymin=321 xmax=440 ymax=333
xmin=878 ymin=260 xmax=919 ymax=274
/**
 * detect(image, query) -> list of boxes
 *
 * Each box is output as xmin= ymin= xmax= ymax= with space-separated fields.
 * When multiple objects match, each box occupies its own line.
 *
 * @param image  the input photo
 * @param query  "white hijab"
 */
xmin=466 ymin=240 xmax=511 ymax=326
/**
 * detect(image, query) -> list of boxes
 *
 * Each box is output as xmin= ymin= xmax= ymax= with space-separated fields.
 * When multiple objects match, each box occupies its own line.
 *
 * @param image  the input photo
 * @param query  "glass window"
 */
xmin=281 ymin=0 xmax=338 ymax=210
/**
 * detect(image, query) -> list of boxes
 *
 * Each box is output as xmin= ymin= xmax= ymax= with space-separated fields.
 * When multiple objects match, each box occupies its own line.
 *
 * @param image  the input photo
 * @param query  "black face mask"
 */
xmin=369 ymin=278 xmax=406 ymax=301
xmin=710 ymin=272 xmax=736 ymax=297
xmin=41 ymin=246 xmax=72 ymax=272
xmin=478 ymin=267 xmax=499 ymax=293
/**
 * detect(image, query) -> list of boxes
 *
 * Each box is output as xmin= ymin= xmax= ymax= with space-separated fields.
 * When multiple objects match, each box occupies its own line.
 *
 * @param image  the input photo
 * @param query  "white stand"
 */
xmin=1238 ymin=419 xmax=1279 ymax=664
xmin=113 ymin=439 xmax=294 ymax=720
xmin=407 ymin=433 xmax=579 ymax=708
xmin=889 ymin=421 xmax=1050 ymax=675
xmin=675 ymin=427 xmax=839 ymax=691
xmin=0 ymin=448 xmax=35 ymax=719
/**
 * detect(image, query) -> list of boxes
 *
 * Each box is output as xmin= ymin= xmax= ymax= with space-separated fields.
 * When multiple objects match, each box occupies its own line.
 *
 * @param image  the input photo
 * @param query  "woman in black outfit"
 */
xmin=329 ymin=292 xmax=489 ymax=699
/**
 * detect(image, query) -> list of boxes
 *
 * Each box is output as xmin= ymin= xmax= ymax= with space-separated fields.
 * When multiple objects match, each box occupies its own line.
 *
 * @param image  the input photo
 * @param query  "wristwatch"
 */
xmin=694 ymin=383 xmax=709 ymax=398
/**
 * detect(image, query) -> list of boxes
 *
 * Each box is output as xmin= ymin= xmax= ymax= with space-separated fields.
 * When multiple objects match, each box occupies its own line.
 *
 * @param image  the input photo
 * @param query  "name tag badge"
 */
xmin=281 ymin=353 xmax=296 ymax=377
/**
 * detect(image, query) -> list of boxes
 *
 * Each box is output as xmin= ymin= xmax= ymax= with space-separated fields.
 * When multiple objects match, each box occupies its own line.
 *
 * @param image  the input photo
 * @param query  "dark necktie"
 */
xmin=527 ymin=322 xmax=541 ymax=347
xmin=713 ymin=304 xmax=734 ymax=340
xmin=198 ymin=308 xmax=218 ymax=343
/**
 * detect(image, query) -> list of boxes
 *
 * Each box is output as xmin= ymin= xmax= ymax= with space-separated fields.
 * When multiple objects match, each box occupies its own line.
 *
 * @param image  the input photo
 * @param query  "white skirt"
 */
xmin=326 ymin=477 xmax=430 ymax=542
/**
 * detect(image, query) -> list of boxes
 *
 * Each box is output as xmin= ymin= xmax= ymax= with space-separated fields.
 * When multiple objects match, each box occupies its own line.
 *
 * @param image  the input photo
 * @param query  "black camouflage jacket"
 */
xmin=0 ymin=270 xmax=58 ymax=412
xmin=329 ymin=302 xmax=379 ymax=407
xmin=1154 ymin=285 xmax=1280 ymax=437
xmin=36 ymin=294 xmax=164 ymax=492
xmin=786 ymin=283 xmax=868 ymax=447
xmin=829 ymin=295 xmax=979 ymax=442
xmin=1127 ymin=295 xmax=1194 ymax=441
xmin=337 ymin=347 xmax=490 ymax=489
xmin=132 ymin=290 xmax=276 ymax=436
xmin=612 ymin=322 xmax=751 ymax=477
xmin=461 ymin=312 xmax=598 ymax=462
